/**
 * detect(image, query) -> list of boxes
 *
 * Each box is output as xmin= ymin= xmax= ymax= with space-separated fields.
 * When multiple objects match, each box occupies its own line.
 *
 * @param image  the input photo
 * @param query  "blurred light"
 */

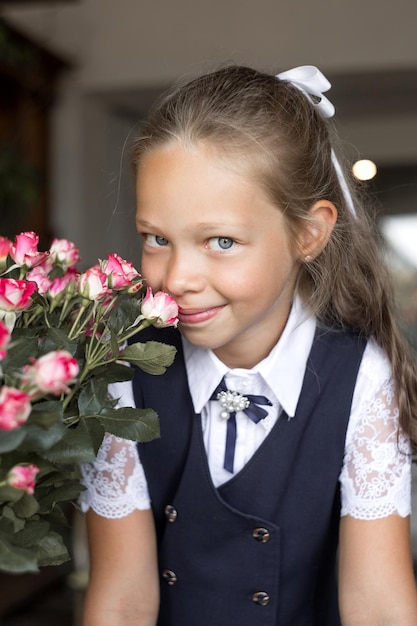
xmin=352 ymin=159 xmax=377 ymax=181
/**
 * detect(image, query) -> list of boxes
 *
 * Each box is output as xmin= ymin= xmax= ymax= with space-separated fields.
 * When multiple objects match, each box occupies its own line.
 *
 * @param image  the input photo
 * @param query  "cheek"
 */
xmin=140 ymin=254 xmax=164 ymax=290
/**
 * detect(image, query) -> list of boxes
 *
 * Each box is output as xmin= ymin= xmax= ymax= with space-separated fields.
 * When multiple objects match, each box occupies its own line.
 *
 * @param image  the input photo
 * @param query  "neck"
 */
xmin=213 ymin=328 xmax=286 ymax=370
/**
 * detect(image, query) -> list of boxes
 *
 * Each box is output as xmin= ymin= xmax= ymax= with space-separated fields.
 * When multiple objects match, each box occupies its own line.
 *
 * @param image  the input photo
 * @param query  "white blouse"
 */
xmin=80 ymin=299 xmax=412 ymax=521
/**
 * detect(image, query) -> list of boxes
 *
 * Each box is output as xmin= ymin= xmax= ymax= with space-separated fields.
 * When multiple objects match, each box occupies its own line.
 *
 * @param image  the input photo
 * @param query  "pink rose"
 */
xmin=141 ymin=286 xmax=179 ymax=328
xmin=0 ymin=386 xmax=32 ymax=429
xmin=22 ymin=350 xmax=79 ymax=396
xmin=10 ymin=232 xmax=49 ymax=268
xmin=78 ymin=266 xmax=111 ymax=301
xmin=0 ymin=236 xmax=11 ymax=269
xmin=0 ymin=278 xmax=36 ymax=311
xmin=101 ymin=253 xmax=142 ymax=292
xmin=48 ymin=269 xmax=77 ymax=299
xmin=26 ymin=266 xmax=52 ymax=296
xmin=49 ymin=238 xmax=80 ymax=270
xmin=0 ymin=320 xmax=11 ymax=359
xmin=7 ymin=464 xmax=39 ymax=495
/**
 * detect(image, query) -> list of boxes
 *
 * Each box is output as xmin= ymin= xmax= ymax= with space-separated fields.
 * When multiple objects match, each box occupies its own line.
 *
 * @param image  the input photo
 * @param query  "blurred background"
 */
xmin=0 ymin=0 xmax=416 ymax=623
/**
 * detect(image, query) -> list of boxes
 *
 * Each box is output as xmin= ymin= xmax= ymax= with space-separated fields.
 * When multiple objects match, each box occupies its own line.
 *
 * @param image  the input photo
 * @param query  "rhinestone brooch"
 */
xmin=216 ymin=390 xmax=250 ymax=419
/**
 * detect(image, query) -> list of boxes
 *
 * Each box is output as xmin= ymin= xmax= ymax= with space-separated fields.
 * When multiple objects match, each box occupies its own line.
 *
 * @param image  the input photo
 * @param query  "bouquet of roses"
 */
xmin=0 ymin=231 xmax=178 ymax=574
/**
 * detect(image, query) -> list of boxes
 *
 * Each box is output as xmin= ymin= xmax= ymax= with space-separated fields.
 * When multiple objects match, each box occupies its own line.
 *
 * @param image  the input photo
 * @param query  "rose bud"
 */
xmin=0 ymin=387 xmax=32 ymax=430
xmin=7 ymin=464 xmax=40 ymax=495
xmin=0 ymin=236 xmax=12 ymax=269
xmin=10 ymin=231 xmax=49 ymax=268
xmin=141 ymin=286 xmax=179 ymax=328
xmin=101 ymin=253 xmax=142 ymax=292
xmin=78 ymin=266 xmax=111 ymax=301
xmin=0 ymin=320 xmax=11 ymax=360
xmin=49 ymin=238 xmax=81 ymax=270
xmin=22 ymin=350 xmax=79 ymax=397
xmin=0 ymin=278 xmax=36 ymax=312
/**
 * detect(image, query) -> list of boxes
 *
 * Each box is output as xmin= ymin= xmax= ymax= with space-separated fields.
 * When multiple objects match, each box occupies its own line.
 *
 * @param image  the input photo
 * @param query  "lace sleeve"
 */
xmin=79 ymin=380 xmax=151 ymax=518
xmin=79 ymin=433 xmax=151 ymax=518
xmin=340 ymin=345 xmax=412 ymax=520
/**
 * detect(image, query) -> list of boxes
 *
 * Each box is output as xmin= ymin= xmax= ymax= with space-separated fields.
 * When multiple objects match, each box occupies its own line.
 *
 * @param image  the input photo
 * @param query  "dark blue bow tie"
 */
xmin=210 ymin=377 xmax=272 ymax=473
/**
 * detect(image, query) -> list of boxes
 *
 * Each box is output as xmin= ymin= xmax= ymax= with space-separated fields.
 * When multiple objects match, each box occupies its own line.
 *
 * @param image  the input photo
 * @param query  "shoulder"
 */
xmin=341 ymin=338 xmax=412 ymax=521
xmin=358 ymin=337 xmax=392 ymax=388
xmin=353 ymin=337 xmax=395 ymax=414
xmin=349 ymin=337 xmax=394 ymax=432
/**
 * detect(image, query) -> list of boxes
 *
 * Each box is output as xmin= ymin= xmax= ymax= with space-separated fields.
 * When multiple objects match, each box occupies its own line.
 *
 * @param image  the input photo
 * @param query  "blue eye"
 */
xmin=146 ymin=234 xmax=169 ymax=247
xmin=208 ymin=237 xmax=235 ymax=251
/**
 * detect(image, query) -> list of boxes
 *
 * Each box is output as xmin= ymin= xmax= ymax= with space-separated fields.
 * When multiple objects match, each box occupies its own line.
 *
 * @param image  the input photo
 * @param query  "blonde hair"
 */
xmin=132 ymin=65 xmax=417 ymax=446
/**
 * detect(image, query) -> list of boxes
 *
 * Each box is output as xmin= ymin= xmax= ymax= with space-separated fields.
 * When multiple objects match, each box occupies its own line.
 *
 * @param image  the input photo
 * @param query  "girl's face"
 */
xmin=136 ymin=143 xmax=301 ymax=369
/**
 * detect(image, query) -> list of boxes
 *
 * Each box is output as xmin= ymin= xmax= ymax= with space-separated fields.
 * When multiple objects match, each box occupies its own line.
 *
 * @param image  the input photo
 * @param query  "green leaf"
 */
xmin=25 ymin=456 xmax=58 ymax=477
xmin=14 ymin=520 xmax=51 ymax=547
xmin=120 ymin=341 xmax=176 ymax=374
xmin=109 ymin=296 xmax=142 ymax=333
xmin=0 ymin=536 xmax=38 ymax=573
xmin=0 ymin=516 xmax=15 ymax=534
xmin=30 ymin=399 xmax=63 ymax=427
xmin=37 ymin=481 xmax=84 ymax=513
xmin=0 ymin=427 xmax=26 ymax=453
xmin=19 ymin=422 xmax=66 ymax=453
xmin=40 ymin=327 xmax=78 ymax=356
xmin=2 ymin=332 xmax=39 ymax=371
xmin=99 ymin=407 xmax=160 ymax=442
xmin=13 ymin=493 xmax=40 ymax=519
xmin=41 ymin=420 xmax=97 ymax=464
xmin=43 ymin=505 xmax=70 ymax=529
xmin=91 ymin=361 xmax=134 ymax=385
xmin=78 ymin=378 xmax=109 ymax=417
xmin=36 ymin=530 xmax=70 ymax=567
xmin=82 ymin=416 xmax=105 ymax=454
xmin=0 ymin=485 xmax=25 ymax=503
xmin=38 ymin=469 xmax=79 ymax=489
xmin=1 ymin=506 xmax=25 ymax=532
xmin=109 ymin=326 xmax=120 ymax=360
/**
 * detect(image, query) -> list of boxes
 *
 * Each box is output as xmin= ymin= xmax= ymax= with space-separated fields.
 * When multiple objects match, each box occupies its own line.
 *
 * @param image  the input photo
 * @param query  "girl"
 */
xmin=81 ymin=65 xmax=417 ymax=625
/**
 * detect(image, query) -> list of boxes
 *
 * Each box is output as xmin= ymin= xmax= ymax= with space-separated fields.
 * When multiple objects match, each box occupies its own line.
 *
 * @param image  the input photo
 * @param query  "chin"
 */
xmin=180 ymin=329 xmax=219 ymax=351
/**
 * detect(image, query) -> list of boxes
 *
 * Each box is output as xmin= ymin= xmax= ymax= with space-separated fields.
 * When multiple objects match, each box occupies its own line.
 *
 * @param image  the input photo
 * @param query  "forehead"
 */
xmin=137 ymin=140 xmax=272 ymax=199
xmin=135 ymin=142 xmax=289 ymax=233
xmin=138 ymin=143 xmax=255 ymax=202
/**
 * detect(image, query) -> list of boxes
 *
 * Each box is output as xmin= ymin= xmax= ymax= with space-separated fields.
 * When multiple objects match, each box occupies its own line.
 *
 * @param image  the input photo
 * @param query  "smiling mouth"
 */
xmin=178 ymin=306 xmax=225 ymax=324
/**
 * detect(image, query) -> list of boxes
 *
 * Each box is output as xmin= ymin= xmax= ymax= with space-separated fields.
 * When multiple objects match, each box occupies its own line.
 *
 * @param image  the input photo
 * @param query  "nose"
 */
xmin=163 ymin=248 xmax=205 ymax=297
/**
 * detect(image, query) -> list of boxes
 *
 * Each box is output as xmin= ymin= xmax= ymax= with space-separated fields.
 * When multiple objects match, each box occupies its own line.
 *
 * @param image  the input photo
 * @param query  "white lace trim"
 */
xmin=79 ymin=433 xmax=151 ymax=518
xmin=340 ymin=377 xmax=411 ymax=519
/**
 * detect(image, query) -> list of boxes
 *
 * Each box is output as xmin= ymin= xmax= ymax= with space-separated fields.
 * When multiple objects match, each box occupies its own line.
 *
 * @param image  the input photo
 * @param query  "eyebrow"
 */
xmin=136 ymin=218 xmax=241 ymax=232
xmin=135 ymin=219 xmax=156 ymax=230
xmin=194 ymin=222 xmax=239 ymax=232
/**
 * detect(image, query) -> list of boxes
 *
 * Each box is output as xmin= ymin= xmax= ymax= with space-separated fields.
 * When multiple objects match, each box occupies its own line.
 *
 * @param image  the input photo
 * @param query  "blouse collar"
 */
xmin=182 ymin=296 xmax=316 ymax=418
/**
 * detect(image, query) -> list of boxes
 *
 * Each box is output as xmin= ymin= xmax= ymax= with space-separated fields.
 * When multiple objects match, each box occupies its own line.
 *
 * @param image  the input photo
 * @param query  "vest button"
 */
xmin=252 ymin=591 xmax=270 ymax=606
xmin=252 ymin=527 xmax=270 ymax=542
xmin=164 ymin=504 xmax=177 ymax=522
xmin=162 ymin=569 xmax=177 ymax=585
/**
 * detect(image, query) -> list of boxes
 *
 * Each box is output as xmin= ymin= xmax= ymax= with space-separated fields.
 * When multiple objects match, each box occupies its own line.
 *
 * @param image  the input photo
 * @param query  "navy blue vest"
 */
xmin=132 ymin=326 xmax=366 ymax=626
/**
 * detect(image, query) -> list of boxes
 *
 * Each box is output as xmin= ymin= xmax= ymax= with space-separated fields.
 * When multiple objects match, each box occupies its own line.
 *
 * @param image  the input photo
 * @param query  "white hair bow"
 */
xmin=277 ymin=65 xmax=335 ymax=118
xmin=276 ymin=65 xmax=356 ymax=217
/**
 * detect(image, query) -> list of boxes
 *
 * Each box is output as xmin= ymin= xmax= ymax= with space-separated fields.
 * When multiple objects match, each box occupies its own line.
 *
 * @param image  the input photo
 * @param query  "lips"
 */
xmin=178 ymin=305 xmax=225 ymax=324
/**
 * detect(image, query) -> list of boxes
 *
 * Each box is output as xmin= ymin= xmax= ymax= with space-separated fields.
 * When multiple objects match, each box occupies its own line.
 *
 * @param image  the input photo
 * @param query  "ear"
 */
xmin=297 ymin=200 xmax=337 ymax=261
